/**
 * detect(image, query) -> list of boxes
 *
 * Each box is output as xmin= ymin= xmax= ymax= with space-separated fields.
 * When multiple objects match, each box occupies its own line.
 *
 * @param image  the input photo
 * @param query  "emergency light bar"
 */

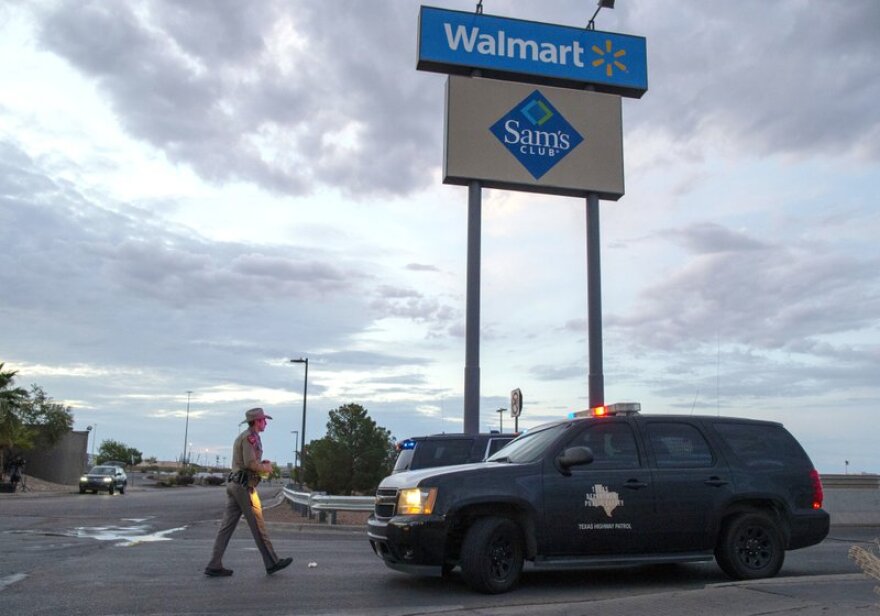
xmin=397 ymin=439 xmax=416 ymax=451
xmin=568 ymin=402 xmax=641 ymax=419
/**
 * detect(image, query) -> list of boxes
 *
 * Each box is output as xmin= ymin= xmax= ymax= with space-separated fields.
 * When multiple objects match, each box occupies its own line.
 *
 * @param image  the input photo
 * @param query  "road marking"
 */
xmin=0 ymin=573 xmax=27 ymax=591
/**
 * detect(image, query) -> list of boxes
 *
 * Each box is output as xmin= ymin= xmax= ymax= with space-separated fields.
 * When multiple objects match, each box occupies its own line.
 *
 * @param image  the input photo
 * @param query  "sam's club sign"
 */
xmin=444 ymin=76 xmax=624 ymax=200
xmin=490 ymin=90 xmax=583 ymax=180
xmin=418 ymin=6 xmax=647 ymax=98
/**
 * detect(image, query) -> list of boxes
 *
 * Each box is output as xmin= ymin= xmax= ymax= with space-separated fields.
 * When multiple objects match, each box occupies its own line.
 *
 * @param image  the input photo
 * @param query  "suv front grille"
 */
xmin=375 ymin=488 xmax=398 ymax=519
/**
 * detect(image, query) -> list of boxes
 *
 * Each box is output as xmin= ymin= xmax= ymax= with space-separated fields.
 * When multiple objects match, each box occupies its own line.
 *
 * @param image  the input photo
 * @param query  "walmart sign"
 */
xmin=418 ymin=6 xmax=647 ymax=98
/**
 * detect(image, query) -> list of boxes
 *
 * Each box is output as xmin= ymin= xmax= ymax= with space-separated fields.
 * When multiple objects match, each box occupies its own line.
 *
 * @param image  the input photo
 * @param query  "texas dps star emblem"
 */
xmin=585 ymin=484 xmax=623 ymax=517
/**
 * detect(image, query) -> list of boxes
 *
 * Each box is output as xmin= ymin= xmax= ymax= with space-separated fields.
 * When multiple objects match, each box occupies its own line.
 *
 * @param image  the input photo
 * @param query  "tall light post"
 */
xmin=290 ymin=430 xmax=299 ymax=467
xmin=290 ymin=430 xmax=299 ymax=483
xmin=182 ymin=390 xmax=192 ymax=469
xmin=290 ymin=358 xmax=309 ymax=470
xmin=87 ymin=424 xmax=97 ymax=462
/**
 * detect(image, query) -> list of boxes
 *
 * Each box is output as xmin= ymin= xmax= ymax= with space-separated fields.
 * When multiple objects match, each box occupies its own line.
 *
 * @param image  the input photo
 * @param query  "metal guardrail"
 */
xmin=821 ymin=474 xmax=880 ymax=490
xmin=281 ymin=487 xmax=374 ymax=525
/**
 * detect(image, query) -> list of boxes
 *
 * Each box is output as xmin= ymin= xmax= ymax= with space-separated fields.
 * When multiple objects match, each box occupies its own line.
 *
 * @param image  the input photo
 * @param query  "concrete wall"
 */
xmin=20 ymin=430 xmax=90 ymax=485
xmin=821 ymin=474 xmax=880 ymax=526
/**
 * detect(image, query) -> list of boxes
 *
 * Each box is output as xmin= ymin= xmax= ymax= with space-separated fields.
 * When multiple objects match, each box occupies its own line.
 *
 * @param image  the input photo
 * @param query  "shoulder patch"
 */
xmin=247 ymin=434 xmax=257 ymax=445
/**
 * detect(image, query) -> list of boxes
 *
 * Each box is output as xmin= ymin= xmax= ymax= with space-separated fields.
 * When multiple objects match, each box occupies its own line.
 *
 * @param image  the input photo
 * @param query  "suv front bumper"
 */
xmin=80 ymin=479 xmax=117 ymax=492
xmin=367 ymin=514 xmax=448 ymax=575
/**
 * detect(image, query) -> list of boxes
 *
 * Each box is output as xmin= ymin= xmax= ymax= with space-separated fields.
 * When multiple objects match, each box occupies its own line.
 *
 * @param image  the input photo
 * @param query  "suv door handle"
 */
xmin=624 ymin=479 xmax=648 ymax=490
xmin=704 ymin=476 xmax=729 ymax=487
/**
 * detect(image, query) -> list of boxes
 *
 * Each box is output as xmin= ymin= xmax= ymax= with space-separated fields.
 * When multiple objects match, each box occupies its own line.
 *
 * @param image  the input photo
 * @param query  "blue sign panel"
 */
xmin=489 ymin=90 xmax=583 ymax=180
xmin=418 ymin=6 xmax=648 ymax=98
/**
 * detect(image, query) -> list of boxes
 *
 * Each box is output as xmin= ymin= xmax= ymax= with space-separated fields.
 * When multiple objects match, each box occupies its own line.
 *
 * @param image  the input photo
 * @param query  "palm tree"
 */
xmin=0 ymin=363 xmax=29 ymax=480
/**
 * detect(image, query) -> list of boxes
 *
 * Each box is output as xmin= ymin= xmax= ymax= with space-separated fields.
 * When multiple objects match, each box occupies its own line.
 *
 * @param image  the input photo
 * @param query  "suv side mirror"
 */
xmin=557 ymin=446 xmax=594 ymax=475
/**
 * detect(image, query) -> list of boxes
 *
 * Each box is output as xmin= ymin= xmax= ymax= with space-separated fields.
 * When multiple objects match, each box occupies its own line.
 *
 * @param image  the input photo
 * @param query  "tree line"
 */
xmin=302 ymin=403 xmax=397 ymax=495
xmin=0 ymin=363 xmax=74 ymax=479
xmin=2 ymin=362 xmax=399 ymax=493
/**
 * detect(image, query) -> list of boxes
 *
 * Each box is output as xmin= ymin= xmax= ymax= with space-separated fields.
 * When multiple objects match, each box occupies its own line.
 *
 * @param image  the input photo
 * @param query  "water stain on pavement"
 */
xmin=71 ymin=523 xmax=187 ymax=546
xmin=5 ymin=522 xmax=186 ymax=547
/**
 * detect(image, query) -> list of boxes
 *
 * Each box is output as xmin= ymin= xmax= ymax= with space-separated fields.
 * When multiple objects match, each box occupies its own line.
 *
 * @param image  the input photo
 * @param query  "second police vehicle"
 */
xmin=368 ymin=403 xmax=829 ymax=593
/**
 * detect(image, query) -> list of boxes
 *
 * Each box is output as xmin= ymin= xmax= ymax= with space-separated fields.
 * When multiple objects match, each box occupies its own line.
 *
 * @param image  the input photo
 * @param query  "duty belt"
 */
xmin=228 ymin=471 xmax=251 ymax=486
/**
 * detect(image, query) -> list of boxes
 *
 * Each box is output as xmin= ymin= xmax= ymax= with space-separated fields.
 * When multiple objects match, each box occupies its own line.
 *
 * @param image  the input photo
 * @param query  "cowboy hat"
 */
xmin=244 ymin=407 xmax=273 ymax=423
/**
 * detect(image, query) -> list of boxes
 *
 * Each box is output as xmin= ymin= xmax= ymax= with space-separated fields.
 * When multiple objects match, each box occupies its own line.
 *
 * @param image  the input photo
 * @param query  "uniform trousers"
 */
xmin=208 ymin=482 xmax=279 ymax=569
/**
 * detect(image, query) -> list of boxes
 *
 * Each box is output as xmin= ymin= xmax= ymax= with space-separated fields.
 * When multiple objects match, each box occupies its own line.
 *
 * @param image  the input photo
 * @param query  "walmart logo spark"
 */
xmin=592 ymin=40 xmax=627 ymax=77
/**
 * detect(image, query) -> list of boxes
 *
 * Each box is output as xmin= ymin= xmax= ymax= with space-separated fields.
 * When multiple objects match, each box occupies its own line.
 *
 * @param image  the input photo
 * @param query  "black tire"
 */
xmin=459 ymin=517 xmax=524 ymax=594
xmin=119 ymin=484 xmax=125 ymax=495
xmin=715 ymin=512 xmax=784 ymax=580
xmin=108 ymin=484 xmax=115 ymax=495
xmin=79 ymin=487 xmax=85 ymax=494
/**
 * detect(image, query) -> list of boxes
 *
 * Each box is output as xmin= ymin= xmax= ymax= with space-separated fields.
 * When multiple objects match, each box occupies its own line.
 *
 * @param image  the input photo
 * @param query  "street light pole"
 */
xmin=290 ymin=430 xmax=299 ymax=470
xmin=182 ymin=390 xmax=192 ymax=470
xmin=496 ymin=408 xmax=506 ymax=434
xmin=290 ymin=358 xmax=309 ymax=471
xmin=86 ymin=424 xmax=96 ymax=462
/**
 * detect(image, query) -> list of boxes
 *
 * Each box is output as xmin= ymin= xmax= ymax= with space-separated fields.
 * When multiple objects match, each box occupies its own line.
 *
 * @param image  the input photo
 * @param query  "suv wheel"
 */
xmin=108 ymin=484 xmax=115 ymax=495
xmin=460 ymin=517 xmax=523 ymax=594
xmin=715 ymin=512 xmax=784 ymax=580
xmin=119 ymin=484 xmax=125 ymax=495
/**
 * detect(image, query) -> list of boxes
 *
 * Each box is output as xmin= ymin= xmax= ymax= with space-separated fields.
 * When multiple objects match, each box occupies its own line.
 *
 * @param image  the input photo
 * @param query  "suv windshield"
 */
xmin=487 ymin=423 xmax=571 ymax=463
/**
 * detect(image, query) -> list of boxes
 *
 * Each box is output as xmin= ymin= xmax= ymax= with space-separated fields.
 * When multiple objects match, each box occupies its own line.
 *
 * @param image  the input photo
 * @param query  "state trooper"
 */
xmin=205 ymin=407 xmax=293 ymax=577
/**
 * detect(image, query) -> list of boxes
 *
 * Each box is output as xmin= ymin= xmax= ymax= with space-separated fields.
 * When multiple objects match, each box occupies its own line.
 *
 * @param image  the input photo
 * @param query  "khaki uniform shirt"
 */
xmin=231 ymin=428 xmax=263 ymax=485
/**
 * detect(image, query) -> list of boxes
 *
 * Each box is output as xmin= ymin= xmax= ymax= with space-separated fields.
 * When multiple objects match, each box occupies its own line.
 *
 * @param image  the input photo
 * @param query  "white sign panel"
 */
xmin=444 ymin=75 xmax=624 ymax=199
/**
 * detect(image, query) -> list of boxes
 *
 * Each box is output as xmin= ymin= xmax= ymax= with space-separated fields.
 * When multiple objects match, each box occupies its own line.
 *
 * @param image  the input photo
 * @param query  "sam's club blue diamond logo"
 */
xmin=490 ymin=90 xmax=583 ymax=180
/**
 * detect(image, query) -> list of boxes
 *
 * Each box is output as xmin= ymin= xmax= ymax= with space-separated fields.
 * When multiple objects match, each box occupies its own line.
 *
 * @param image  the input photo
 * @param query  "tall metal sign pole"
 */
xmin=586 ymin=192 xmax=604 ymax=408
xmin=418 ymin=5 xmax=647 ymax=425
xmin=464 ymin=180 xmax=481 ymax=434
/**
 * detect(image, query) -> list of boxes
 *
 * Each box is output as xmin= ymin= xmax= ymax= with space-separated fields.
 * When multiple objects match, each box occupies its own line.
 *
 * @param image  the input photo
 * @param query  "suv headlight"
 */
xmin=103 ymin=477 xmax=112 ymax=482
xmin=397 ymin=487 xmax=438 ymax=515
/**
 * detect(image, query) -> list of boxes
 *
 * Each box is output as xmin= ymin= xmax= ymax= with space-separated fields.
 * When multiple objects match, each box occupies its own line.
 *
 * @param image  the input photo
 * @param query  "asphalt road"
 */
xmin=1 ymin=483 xmax=877 ymax=615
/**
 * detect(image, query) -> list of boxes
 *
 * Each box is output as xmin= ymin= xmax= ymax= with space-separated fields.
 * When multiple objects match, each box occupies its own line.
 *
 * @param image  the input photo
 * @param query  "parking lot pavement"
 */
xmin=424 ymin=574 xmax=877 ymax=616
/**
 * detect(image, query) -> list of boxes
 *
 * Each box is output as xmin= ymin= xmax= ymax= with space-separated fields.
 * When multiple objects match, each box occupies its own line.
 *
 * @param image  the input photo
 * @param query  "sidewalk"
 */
xmin=426 ymin=574 xmax=878 ymax=616
xmin=0 ymin=474 xmax=73 ymax=496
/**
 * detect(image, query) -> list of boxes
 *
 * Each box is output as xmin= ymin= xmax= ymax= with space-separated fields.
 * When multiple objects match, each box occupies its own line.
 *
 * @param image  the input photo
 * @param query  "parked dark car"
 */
xmin=392 ymin=433 xmax=516 ymax=474
xmin=80 ymin=465 xmax=128 ymax=495
xmin=368 ymin=404 xmax=829 ymax=593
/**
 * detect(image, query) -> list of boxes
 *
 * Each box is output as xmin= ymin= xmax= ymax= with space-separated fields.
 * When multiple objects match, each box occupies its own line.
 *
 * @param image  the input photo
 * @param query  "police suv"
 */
xmin=392 ymin=433 xmax=516 ymax=474
xmin=367 ymin=404 xmax=829 ymax=593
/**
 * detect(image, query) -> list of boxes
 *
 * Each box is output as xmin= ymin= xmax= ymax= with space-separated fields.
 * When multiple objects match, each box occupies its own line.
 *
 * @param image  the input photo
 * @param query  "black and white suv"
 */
xmin=368 ymin=404 xmax=829 ymax=593
xmin=392 ymin=433 xmax=515 ymax=474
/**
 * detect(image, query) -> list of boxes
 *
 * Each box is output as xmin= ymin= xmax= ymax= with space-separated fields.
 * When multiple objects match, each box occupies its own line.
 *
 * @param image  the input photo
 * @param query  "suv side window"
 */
xmin=566 ymin=422 xmax=640 ymax=468
xmin=647 ymin=422 xmax=714 ymax=468
xmin=412 ymin=439 xmax=473 ymax=469
xmin=713 ymin=423 xmax=808 ymax=469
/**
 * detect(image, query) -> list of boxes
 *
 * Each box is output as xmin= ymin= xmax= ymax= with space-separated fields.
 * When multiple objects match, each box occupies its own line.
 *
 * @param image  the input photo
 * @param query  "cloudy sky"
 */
xmin=1 ymin=0 xmax=878 ymax=474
